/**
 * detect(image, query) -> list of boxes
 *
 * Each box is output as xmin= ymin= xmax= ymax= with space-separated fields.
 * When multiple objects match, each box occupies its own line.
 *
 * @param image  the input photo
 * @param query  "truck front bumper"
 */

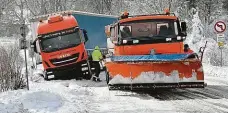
xmin=46 ymin=60 xmax=88 ymax=73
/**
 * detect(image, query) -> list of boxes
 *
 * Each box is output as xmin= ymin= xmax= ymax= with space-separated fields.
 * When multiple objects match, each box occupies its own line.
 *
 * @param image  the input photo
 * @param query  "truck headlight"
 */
xmin=81 ymin=67 xmax=88 ymax=71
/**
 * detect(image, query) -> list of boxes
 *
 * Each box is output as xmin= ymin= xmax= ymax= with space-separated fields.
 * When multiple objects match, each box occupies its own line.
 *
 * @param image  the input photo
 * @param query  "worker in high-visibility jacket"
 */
xmin=92 ymin=46 xmax=103 ymax=82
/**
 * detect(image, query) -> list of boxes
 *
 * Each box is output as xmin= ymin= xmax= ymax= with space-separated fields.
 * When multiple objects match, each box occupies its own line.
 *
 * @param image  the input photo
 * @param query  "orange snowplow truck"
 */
xmin=32 ymin=13 xmax=91 ymax=80
xmin=105 ymin=10 xmax=206 ymax=90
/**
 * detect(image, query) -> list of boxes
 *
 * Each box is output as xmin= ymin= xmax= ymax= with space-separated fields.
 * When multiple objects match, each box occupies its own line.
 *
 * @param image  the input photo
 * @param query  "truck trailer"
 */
xmin=29 ymin=11 xmax=117 ymax=80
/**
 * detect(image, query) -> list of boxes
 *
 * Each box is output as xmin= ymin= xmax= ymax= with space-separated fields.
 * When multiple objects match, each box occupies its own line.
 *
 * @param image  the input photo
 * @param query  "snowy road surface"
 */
xmin=1 ymin=66 xmax=228 ymax=113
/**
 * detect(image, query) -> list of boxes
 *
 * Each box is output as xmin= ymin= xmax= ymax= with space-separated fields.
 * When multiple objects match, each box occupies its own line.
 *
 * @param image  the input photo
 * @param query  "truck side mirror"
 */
xmin=181 ymin=22 xmax=187 ymax=36
xmin=82 ymin=29 xmax=88 ymax=42
xmin=105 ymin=25 xmax=111 ymax=38
xmin=31 ymin=40 xmax=37 ymax=53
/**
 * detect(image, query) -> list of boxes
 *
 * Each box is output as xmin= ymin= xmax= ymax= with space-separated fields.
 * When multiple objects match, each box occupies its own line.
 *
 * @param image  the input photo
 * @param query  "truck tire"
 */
xmin=44 ymin=71 xmax=49 ymax=81
xmin=84 ymin=70 xmax=92 ymax=80
xmin=54 ymin=72 xmax=62 ymax=80
xmin=73 ymin=69 xmax=82 ymax=80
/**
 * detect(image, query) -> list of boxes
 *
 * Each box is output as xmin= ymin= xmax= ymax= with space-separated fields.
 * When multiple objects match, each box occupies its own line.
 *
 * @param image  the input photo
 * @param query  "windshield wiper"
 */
xmin=151 ymin=35 xmax=175 ymax=39
xmin=68 ymin=43 xmax=80 ymax=47
xmin=42 ymin=48 xmax=59 ymax=52
xmin=123 ymin=36 xmax=152 ymax=40
xmin=123 ymin=35 xmax=175 ymax=40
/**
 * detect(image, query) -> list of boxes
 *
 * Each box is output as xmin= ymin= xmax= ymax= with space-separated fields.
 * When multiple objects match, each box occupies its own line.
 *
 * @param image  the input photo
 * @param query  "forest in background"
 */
xmin=0 ymin=0 xmax=228 ymax=66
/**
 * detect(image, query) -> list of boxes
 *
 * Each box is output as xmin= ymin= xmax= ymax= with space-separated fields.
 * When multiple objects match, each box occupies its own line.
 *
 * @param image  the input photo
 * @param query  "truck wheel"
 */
xmin=54 ymin=72 xmax=61 ymax=80
xmin=84 ymin=72 xmax=92 ymax=80
xmin=74 ymin=70 xmax=83 ymax=80
xmin=44 ymin=71 xmax=49 ymax=81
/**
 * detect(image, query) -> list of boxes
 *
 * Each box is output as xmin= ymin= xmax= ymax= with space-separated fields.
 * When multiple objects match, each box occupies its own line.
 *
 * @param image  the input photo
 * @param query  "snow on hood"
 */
xmin=109 ymin=70 xmax=200 ymax=84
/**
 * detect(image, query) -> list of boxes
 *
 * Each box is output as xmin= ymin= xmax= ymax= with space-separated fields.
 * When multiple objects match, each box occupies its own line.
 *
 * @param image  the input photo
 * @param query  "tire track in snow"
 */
xmin=178 ymin=89 xmax=208 ymax=99
xmin=177 ymin=87 xmax=228 ymax=112
xmin=205 ymin=86 xmax=228 ymax=98
xmin=156 ymin=90 xmax=207 ymax=113
xmin=205 ymin=100 xmax=228 ymax=111
xmin=132 ymin=85 xmax=228 ymax=113
xmin=183 ymin=88 xmax=222 ymax=99
xmin=159 ymin=89 xmax=228 ymax=113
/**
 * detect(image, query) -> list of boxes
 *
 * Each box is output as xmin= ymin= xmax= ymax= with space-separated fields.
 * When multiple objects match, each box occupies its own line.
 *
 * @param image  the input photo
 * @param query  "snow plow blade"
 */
xmin=105 ymin=54 xmax=205 ymax=90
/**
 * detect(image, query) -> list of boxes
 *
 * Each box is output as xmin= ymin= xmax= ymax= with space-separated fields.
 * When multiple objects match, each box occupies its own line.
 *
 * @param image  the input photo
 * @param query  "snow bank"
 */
xmin=0 ymin=70 xmax=109 ymax=113
xmin=203 ymin=64 xmax=228 ymax=78
xmin=203 ymin=64 xmax=228 ymax=85
xmin=30 ymin=64 xmax=44 ymax=82
xmin=0 ymin=80 xmax=88 ymax=113
xmin=20 ymin=91 xmax=63 ymax=112
xmin=0 ymin=102 xmax=30 ymax=113
xmin=109 ymin=70 xmax=200 ymax=84
xmin=0 ymin=69 xmax=228 ymax=113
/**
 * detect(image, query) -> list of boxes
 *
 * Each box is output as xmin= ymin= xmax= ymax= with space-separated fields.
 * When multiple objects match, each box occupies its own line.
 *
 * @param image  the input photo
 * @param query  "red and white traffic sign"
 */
xmin=214 ymin=21 xmax=226 ymax=33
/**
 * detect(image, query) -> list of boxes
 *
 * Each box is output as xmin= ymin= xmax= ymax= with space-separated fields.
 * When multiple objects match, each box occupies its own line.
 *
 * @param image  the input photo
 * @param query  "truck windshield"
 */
xmin=40 ymin=28 xmax=81 ymax=52
xmin=120 ymin=20 xmax=178 ymax=42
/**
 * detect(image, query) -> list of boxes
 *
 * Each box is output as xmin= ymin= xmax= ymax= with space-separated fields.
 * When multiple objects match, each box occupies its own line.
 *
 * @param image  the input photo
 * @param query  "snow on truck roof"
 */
xmin=29 ymin=10 xmax=118 ymax=22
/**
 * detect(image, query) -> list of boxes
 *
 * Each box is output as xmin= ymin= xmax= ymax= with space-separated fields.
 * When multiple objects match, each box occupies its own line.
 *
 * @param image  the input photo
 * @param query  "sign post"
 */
xmin=20 ymin=0 xmax=29 ymax=90
xmin=214 ymin=21 xmax=226 ymax=67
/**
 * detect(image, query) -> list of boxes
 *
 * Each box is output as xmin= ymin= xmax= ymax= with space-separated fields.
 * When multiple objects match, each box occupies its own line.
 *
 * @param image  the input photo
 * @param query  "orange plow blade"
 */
xmin=105 ymin=60 xmax=205 ymax=90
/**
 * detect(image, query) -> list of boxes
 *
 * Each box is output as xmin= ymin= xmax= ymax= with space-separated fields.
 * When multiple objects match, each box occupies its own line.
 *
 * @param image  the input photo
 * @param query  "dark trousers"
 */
xmin=93 ymin=61 xmax=100 ymax=77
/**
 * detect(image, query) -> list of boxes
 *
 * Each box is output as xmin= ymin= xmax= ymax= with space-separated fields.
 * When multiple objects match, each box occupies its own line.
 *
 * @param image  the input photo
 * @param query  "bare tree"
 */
xmin=0 ymin=44 xmax=25 ymax=92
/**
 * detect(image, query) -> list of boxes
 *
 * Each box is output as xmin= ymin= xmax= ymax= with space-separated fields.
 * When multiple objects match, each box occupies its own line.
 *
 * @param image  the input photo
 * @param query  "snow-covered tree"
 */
xmin=188 ymin=11 xmax=204 ymax=45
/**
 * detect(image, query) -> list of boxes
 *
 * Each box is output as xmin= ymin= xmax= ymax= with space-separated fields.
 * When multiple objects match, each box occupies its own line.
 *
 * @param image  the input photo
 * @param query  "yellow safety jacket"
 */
xmin=92 ymin=46 xmax=103 ymax=61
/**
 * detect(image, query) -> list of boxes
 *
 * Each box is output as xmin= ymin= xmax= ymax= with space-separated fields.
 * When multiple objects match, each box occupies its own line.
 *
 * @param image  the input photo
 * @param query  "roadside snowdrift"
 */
xmin=203 ymin=64 xmax=228 ymax=78
xmin=0 ymin=63 xmax=228 ymax=113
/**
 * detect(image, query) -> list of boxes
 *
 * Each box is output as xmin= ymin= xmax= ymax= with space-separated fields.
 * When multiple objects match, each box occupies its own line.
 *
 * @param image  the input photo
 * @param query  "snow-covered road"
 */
xmin=1 ymin=70 xmax=228 ymax=113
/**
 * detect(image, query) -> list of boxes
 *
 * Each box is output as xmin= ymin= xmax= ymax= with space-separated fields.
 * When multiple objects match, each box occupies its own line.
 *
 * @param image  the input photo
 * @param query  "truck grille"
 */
xmin=50 ymin=53 xmax=79 ymax=66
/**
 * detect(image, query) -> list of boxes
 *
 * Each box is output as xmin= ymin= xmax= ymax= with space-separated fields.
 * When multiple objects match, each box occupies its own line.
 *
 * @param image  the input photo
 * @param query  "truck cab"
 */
xmin=33 ymin=13 xmax=91 ymax=80
xmin=107 ymin=10 xmax=187 ymax=56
